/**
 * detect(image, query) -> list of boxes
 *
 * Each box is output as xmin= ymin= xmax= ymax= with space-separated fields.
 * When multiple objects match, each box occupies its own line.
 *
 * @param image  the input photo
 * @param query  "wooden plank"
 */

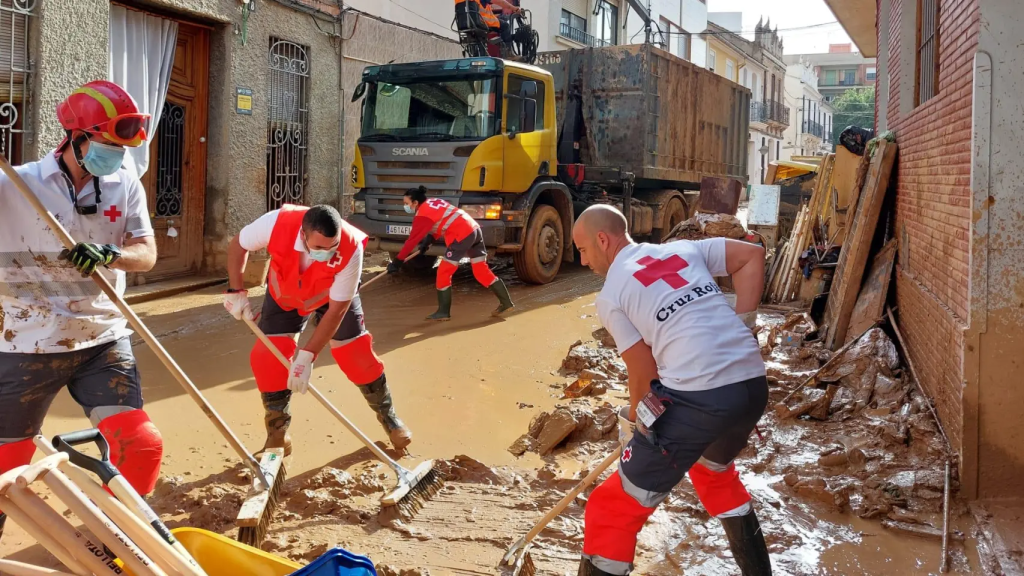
xmin=824 ymin=140 xmax=898 ymax=349
xmin=846 ymin=238 xmax=898 ymax=342
xmin=830 ymin=147 xmax=867 ymax=245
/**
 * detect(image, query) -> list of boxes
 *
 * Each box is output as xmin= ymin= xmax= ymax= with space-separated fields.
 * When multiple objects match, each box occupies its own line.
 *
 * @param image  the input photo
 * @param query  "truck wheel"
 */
xmin=513 ymin=204 xmax=563 ymax=284
xmin=653 ymin=196 xmax=687 ymax=243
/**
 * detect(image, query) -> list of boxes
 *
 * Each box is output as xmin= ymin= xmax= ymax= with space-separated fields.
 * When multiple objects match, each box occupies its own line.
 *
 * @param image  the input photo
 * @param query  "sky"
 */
xmin=706 ymin=0 xmax=854 ymax=55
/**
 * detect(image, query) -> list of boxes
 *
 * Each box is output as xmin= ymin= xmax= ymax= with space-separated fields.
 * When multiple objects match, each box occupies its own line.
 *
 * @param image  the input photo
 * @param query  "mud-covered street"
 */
xmin=0 ymin=259 xmax=980 ymax=574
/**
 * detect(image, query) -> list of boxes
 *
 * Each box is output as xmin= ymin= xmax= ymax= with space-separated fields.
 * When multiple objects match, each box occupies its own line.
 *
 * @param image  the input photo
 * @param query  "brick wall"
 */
xmin=883 ymin=0 xmax=979 ymax=455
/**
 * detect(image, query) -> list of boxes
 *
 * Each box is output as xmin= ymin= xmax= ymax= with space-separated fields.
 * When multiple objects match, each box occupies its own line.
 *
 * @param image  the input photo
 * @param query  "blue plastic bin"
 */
xmin=288 ymin=548 xmax=377 ymax=576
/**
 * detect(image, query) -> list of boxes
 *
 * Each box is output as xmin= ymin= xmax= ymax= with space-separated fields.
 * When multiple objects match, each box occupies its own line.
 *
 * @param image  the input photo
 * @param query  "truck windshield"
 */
xmin=360 ymin=78 xmax=498 ymax=141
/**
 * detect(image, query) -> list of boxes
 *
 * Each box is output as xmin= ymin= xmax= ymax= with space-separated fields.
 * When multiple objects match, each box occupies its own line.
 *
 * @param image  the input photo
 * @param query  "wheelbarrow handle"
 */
xmin=52 ymin=429 xmax=119 ymax=484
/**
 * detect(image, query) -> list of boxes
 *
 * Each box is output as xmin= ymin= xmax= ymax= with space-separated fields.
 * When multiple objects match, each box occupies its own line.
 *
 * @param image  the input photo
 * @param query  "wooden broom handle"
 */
xmin=522 ymin=447 xmax=621 ymax=543
xmin=0 ymin=155 xmax=266 ymax=488
xmin=359 ymin=250 xmax=421 ymax=291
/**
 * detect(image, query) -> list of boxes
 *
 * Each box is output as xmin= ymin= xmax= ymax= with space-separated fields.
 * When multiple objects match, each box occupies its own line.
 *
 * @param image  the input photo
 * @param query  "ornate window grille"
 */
xmin=266 ymin=38 xmax=310 ymax=211
xmin=154 ymin=101 xmax=184 ymax=217
xmin=0 ymin=0 xmax=35 ymax=163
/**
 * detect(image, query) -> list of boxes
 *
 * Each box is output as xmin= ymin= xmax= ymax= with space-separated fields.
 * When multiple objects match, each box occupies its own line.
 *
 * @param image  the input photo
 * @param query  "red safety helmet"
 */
xmin=56 ymin=80 xmax=150 ymax=148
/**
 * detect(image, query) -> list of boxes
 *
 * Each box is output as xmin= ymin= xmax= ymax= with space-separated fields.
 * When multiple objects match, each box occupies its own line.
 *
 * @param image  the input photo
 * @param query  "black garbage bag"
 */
xmin=839 ymin=126 xmax=875 ymax=156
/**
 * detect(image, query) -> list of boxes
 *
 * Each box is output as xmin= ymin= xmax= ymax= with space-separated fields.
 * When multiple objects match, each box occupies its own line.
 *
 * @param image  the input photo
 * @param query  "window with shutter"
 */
xmin=0 ymin=0 xmax=34 ymax=163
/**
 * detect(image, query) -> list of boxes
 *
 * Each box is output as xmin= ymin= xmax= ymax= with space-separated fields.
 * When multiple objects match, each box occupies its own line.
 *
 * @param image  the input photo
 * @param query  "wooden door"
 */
xmin=140 ymin=23 xmax=209 ymax=281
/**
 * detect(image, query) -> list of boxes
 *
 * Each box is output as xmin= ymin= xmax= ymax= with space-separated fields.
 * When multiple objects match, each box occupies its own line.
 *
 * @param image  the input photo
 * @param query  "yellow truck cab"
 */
xmin=349 ymin=57 xmax=572 ymax=284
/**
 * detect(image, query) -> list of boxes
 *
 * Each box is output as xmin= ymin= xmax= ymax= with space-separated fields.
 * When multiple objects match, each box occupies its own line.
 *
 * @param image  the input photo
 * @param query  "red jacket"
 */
xmin=397 ymin=199 xmax=479 ymax=261
xmin=267 ymin=204 xmax=367 ymax=315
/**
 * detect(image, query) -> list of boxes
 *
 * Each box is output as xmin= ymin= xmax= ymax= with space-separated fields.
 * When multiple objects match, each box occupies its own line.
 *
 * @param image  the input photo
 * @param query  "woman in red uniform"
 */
xmin=390 ymin=186 xmax=514 ymax=321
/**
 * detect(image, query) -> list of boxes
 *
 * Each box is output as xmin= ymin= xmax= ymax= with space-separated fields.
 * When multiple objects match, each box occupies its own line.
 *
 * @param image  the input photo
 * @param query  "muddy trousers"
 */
xmin=249 ymin=294 xmax=411 ymax=448
xmin=582 ymin=377 xmax=770 ymax=575
xmin=436 ymin=228 xmax=496 ymax=291
xmin=0 ymin=339 xmax=164 ymax=501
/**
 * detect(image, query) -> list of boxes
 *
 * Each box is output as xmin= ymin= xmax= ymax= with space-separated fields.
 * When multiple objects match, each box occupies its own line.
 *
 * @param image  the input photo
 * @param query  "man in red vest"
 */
xmin=224 ymin=204 xmax=412 ymax=453
xmin=390 ymin=186 xmax=514 ymax=321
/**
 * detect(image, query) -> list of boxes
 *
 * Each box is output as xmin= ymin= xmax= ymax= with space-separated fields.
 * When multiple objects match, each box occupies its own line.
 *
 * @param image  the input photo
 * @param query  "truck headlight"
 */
xmin=462 ymin=203 xmax=502 ymax=220
xmin=352 ymin=200 xmax=366 ymax=215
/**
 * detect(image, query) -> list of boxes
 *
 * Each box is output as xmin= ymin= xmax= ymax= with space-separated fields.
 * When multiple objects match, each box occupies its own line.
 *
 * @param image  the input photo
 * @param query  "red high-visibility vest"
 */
xmin=266 ymin=204 xmax=367 ymax=315
xmin=418 ymin=198 xmax=479 ymax=245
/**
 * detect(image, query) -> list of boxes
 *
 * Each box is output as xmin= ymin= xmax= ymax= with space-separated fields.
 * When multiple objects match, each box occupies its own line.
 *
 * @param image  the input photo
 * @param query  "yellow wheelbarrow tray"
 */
xmin=119 ymin=527 xmax=301 ymax=576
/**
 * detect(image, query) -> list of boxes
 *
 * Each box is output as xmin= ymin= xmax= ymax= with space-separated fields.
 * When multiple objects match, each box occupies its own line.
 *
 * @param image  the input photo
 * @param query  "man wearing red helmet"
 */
xmin=0 ymin=80 xmax=161 ymax=541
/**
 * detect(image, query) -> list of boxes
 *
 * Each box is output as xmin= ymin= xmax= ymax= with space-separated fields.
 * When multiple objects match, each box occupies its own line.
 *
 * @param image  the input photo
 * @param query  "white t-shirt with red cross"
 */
xmin=596 ymin=239 xmax=765 ymax=392
xmin=0 ymin=152 xmax=154 ymax=354
xmin=238 ymin=210 xmax=363 ymax=302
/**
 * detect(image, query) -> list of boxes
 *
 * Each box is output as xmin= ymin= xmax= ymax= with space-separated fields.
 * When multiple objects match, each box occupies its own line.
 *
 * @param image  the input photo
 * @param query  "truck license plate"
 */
xmin=387 ymin=225 xmax=412 ymax=235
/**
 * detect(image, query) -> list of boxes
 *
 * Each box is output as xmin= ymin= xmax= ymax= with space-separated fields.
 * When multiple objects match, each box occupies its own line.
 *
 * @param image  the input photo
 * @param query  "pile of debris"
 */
xmin=666 ymin=212 xmax=748 ymax=242
xmin=759 ymin=311 xmax=962 ymax=551
xmin=507 ymin=402 xmax=618 ymax=456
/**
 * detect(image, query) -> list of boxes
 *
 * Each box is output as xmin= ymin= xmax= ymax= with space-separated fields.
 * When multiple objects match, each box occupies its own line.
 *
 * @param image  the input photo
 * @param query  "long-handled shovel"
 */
xmin=32 ymin=433 xmax=206 ymax=576
xmin=242 ymin=317 xmax=443 ymax=516
xmin=0 ymin=155 xmax=285 ymax=543
xmin=0 ymin=462 xmax=145 ymax=575
xmin=501 ymin=447 xmax=622 ymax=576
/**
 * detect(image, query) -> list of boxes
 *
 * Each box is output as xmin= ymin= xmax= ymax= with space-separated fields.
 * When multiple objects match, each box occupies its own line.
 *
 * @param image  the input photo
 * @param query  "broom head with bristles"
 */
xmin=501 ymin=537 xmax=537 ymax=576
xmin=236 ymin=448 xmax=286 ymax=547
xmin=380 ymin=459 xmax=445 ymax=518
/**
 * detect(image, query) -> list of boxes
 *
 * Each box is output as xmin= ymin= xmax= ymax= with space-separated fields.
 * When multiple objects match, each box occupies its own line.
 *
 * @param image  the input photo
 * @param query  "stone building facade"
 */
xmin=7 ymin=0 xmax=458 ymax=281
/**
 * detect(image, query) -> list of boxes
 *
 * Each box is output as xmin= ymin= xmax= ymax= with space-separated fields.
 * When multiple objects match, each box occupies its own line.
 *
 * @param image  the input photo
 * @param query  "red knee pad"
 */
xmin=331 ymin=333 xmax=385 ymax=386
xmin=583 ymin=471 xmax=657 ymax=563
xmin=436 ymin=260 xmax=457 ymax=290
xmin=688 ymin=461 xmax=751 ymax=517
xmin=251 ymin=336 xmax=297 ymax=393
xmin=97 ymin=410 xmax=163 ymax=496
xmin=471 ymin=261 xmax=497 ymax=287
xmin=0 ymin=438 xmax=36 ymax=475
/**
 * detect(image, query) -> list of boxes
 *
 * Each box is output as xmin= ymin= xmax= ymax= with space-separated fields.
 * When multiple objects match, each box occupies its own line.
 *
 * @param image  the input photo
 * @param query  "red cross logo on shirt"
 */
xmin=622 ymin=446 xmax=633 ymax=463
xmin=426 ymin=198 xmax=447 ymax=210
xmin=103 ymin=205 xmax=122 ymax=223
xmin=632 ymin=255 xmax=690 ymax=289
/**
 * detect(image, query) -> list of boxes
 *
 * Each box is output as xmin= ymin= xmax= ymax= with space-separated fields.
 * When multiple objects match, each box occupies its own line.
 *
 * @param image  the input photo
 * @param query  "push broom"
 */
xmin=0 ymin=155 xmax=285 ymax=547
xmin=501 ymin=447 xmax=622 ymax=576
xmin=242 ymin=317 xmax=444 ymax=516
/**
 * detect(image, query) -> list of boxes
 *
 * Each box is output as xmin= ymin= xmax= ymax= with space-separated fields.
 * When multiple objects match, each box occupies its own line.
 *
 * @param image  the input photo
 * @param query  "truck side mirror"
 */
xmin=519 ymin=80 xmax=538 ymax=99
xmin=520 ymin=98 xmax=537 ymax=134
xmin=352 ymin=82 xmax=367 ymax=102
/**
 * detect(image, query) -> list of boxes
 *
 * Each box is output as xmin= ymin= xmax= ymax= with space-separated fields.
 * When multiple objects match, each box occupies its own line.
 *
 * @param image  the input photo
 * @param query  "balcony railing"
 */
xmin=769 ymin=101 xmax=790 ymax=125
xmin=751 ymin=101 xmax=790 ymax=126
xmin=560 ymin=22 xmax=597 ymax=47
xmin=802 ymin=120 xmax=826 ymax=139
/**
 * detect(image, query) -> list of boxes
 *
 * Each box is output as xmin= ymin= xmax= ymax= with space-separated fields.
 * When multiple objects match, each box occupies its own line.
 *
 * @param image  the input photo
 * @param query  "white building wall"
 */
xmin=679 ymin=0 xmax=707 ymax=67
xmin=345 ymin=0 xmax=457 ymax=40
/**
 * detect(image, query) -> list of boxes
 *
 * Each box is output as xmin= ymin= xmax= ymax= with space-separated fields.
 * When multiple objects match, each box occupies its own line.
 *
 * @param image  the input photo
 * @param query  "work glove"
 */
xmin=62 ymin=242 xmax=121 ymax=276
xmin=386 ymin=260 xmax=401 ymax=275
xmin=618 ymin=406 xmax=635 ymax=453
xmin=737 ymin=311 xmax=758 ymax=331
xmin=288 ymin=350 xmax=315 ymax=394
xmin=223 ymin=290 xmax=253 ymax=321
xmin=416 ymin=234 xmax=435 ymax=255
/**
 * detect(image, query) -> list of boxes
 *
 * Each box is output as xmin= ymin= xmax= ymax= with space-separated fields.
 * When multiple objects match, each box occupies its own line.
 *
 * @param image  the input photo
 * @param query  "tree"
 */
xmin=830 ymin=87 xmax=875 ymax=145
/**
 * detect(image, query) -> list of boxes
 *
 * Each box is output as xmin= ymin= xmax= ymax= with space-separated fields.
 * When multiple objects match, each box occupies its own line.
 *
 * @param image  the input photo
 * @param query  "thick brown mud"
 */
xmin=0 ymin=257 xmax=984 ymax=574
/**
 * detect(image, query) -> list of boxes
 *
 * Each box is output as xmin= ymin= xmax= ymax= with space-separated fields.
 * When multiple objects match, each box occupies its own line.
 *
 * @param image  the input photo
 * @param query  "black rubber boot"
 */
xmin=427 ymin=288 xmax=452 ymax=321
xmin=720 ymin=510 xmax=773 ymax=576
xmin=259 ymin=390 xmax=293 ymax=457
xmin=489 ymin=278 xmax=515 ymax=317
xmin=577 ymin=557 xmax=620 ymax=576
xmin=359 ymin=375 xmax=413 ymax=450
